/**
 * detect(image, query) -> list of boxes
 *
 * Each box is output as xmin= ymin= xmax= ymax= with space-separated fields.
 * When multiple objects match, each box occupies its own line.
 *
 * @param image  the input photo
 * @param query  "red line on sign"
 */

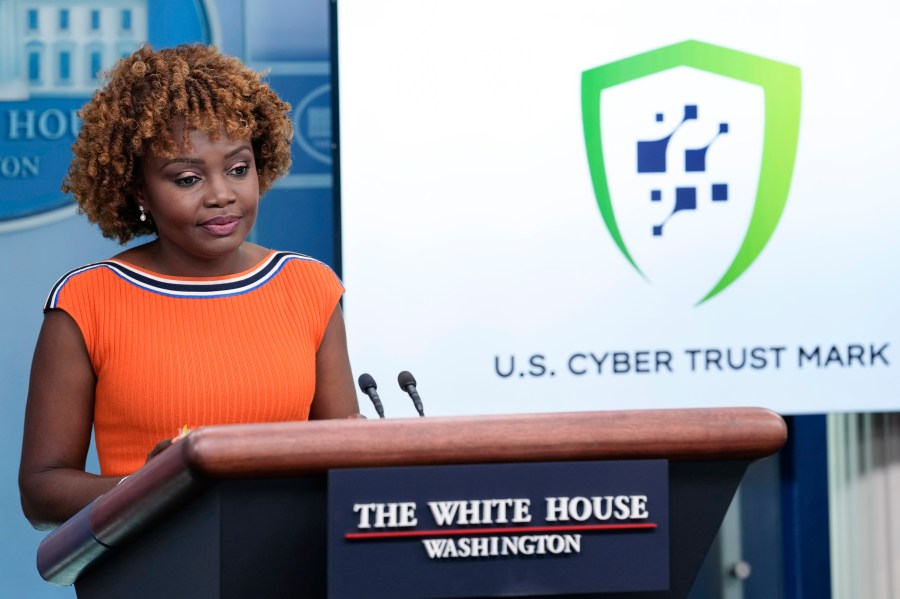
xmin=345 ymin=522 xmax=657 ymax=540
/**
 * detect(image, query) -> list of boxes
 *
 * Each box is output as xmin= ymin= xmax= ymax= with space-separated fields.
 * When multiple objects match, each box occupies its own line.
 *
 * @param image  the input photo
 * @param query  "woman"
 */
xmin=19 ymin=45 xmax=360 ymax=529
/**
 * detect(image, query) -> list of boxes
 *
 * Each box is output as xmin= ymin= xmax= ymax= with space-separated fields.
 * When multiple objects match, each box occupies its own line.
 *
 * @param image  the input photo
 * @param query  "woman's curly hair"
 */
xmin=63 ymin=44 xmax=293 ymax=244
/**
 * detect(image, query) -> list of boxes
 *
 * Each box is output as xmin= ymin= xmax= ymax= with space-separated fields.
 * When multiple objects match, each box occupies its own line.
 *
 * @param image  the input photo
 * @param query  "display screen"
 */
xmin=335 ymin=0 xmax=898 ymax=416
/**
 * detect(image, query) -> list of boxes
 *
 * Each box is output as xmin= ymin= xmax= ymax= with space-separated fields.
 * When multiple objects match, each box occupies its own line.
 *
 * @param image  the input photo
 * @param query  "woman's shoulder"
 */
xmin=43 ymin=258 xmax=126 ymax=311
xmin=275 ymin=250 xmax=339 ymax=275
xmin=252 ymin=249 xmax=343 ymax=303
xmin=44 ymin=242 xmax=166 ymax=312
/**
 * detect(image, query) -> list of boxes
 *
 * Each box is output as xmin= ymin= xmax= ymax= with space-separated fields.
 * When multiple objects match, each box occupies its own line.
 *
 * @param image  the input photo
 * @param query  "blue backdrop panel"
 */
xmin=0 ymin=0 xmax=333 ymax=595
xmin=257 ymin=187 xmax=335 ymax=265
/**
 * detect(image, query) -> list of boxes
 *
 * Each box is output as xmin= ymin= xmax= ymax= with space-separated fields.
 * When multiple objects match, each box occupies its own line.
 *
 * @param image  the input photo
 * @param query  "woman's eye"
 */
xmin=230 ymin=164 xmax=249 ymax=177
xmin=174 ymin=175 xmax=200 ymax=187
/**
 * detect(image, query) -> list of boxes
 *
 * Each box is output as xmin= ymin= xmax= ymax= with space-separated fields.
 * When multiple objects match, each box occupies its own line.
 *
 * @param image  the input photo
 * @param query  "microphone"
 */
xmin=397 ymin=371 xmax=424 ymax=417
xmin=357 ymin=373 xmax=385 ymax=418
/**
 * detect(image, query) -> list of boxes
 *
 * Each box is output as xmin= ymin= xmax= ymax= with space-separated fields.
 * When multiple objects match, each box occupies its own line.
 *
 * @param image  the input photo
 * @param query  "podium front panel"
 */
xmin=328 ymin=460 xmax=670 ymax=599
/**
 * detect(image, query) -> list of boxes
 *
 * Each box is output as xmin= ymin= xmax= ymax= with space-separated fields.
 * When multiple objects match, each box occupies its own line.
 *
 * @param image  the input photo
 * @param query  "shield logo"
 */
xmin=582 ymin=40 xmax=801 ymax=304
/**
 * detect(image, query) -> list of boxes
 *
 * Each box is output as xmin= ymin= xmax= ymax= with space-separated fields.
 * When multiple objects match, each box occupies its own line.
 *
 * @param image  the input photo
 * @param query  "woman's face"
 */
xmin=138 ymin=128 xmax=259 ymax=272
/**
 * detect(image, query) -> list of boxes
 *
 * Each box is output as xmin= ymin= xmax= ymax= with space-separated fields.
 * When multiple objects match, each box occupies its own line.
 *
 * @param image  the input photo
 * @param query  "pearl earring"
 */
xmin=139 ymin=206 xmax=147 ymax=222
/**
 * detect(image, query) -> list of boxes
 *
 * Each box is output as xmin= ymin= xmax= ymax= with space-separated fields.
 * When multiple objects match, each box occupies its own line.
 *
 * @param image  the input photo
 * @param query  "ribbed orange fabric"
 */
xmin=45 ymin=251 xmax=343 ymax=476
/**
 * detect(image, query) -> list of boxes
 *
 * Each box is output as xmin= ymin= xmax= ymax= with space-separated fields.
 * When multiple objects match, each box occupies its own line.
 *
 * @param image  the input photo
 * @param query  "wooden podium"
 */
xmin=37 ymin=408 xmax=786 ymax=598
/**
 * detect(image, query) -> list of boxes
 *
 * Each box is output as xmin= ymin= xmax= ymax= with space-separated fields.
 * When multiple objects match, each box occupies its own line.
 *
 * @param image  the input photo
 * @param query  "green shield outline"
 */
xmin=581 ymin=40 xmax=801 ymax=304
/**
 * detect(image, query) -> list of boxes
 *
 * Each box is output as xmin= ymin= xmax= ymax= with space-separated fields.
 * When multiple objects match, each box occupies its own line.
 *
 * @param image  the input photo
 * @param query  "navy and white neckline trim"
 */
xmin=46 ymin=251 xmax=321 ymax=307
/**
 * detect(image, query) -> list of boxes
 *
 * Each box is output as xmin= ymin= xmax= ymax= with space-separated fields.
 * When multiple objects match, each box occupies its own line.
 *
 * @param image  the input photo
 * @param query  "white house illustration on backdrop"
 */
xmin=0 ymin=0 xmax=147 ymax=100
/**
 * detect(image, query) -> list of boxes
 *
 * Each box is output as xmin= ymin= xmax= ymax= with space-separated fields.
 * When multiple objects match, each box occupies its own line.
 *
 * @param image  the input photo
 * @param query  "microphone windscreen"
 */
xmin=397 ymin=370 xmax=417 ymax=389
xmin=358 ymin=373 xmax=377 ymax=391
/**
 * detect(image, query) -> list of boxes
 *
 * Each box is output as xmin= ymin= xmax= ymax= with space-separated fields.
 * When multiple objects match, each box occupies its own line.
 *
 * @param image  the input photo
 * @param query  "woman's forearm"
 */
xmin=19 ymin=468 xmax=124 ymax=530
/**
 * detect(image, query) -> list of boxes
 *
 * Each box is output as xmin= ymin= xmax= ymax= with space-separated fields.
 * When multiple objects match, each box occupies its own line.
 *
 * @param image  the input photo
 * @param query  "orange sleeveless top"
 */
xmin=44 ymin=251 xmax=344 ymax=476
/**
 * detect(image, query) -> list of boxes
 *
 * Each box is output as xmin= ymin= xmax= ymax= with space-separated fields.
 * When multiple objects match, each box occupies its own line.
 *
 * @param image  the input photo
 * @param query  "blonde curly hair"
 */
xmin=63 ymin=44 xmax=293 ymax=244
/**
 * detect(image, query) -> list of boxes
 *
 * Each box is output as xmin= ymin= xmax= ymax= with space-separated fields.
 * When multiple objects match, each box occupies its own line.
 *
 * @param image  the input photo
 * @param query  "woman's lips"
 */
xmin=199 ymin=215 xmax=240 ymax=236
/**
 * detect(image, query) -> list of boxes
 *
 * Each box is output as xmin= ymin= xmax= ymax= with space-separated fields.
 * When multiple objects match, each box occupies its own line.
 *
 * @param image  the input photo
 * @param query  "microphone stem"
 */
xmin=409 ymin=389 xmax=425 ymax=417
